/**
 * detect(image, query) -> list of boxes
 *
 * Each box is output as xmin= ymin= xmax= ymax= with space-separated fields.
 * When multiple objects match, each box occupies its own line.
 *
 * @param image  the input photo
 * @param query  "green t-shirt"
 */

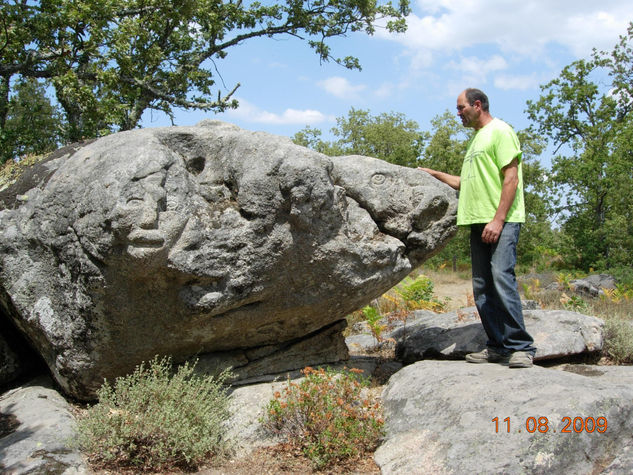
xmin=457 ymin=118 xmax=525 ymax=225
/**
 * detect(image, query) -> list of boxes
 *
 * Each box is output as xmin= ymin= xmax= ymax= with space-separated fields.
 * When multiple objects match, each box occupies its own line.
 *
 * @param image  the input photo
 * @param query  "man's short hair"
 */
xmin=464 ymin=88 xmax=489 ymax=112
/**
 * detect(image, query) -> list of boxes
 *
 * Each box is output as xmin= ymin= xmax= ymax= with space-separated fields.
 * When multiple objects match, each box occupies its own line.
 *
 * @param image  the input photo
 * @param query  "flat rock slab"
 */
xmin=0 ymin=376 xmax=88 ymax=474
xmin=375 ymin=360 xmax=633 ymax=474
xmin=394 ymin=307 xmax=604 ymax=363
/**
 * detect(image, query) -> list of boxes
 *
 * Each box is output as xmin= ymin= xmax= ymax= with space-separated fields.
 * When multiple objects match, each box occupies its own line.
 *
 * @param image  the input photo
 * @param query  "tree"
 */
xmin=331 ymin=108 xmax=425 ymax=166
xmin=1 ymin=78 xmax=63 ymax=163
xmin=526 ymin=22 xmax=633 ymax=271
xmin=293 ymin=107 xmax=425 ymax=167
xmin=419 ymin=110 xmax=469 ymax=174
xmin=514 ymin=127 xmax=556 ymax=270
xmin=292 ymin=125 xmax=343 ymax=156
xmin=0 ymin=0 xmax=410 ymax=153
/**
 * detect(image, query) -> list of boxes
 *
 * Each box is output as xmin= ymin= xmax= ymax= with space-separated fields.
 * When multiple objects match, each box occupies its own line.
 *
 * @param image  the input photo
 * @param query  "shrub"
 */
xmin=395 ymin=275 xmax=434 ymax=302
xmin=262 ymin=367 xmax=384 ymax=469
xmin=603 ymin=319 xmax=633 ymax=364
xmin=560 ymin=293 xmax=589 ymax=313
xmin=395 ymin=275 xmax=447 ymax=312
xmin=75 ymin=356 xmax=233 ymax=472
xmin=362 ymin=305 xmax=386 ymax=343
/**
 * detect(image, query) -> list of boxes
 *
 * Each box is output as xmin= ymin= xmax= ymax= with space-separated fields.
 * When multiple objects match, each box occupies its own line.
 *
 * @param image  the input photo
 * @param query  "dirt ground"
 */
xmin=197 ymin=446 xmax=381 ymax=474
xmin=424 ymin=269 xmax=474 ymax=310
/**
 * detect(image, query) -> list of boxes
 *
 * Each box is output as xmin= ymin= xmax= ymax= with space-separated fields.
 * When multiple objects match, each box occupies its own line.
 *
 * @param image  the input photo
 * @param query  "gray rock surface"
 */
xmin=375 ymin=360 xmax=633 ymax=474
xmin=0 ymin=376 xmax=88 ymax=474
xmin=570 ymin=274 xmax=618 ymax=298
xmin=393 ymin=307 xmax=603 ymax=363
xmin=0 ymin=121 xmax=457 ymax=400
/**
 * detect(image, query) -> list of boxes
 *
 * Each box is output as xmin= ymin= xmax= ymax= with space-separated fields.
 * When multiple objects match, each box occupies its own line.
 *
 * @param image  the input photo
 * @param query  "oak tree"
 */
xmin=0 ymin=0 xmax=409 ymax=159
xmin=526 ymin=22 xmax=633 ymax=271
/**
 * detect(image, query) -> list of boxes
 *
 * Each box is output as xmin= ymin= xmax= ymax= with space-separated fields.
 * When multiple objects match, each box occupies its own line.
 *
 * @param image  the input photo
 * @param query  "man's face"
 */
xmin=456 ymin=92 xmax=479 ymax=128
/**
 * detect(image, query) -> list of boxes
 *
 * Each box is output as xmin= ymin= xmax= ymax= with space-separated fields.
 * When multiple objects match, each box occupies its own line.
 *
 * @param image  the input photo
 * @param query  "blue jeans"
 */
xmin=470 ymin=223 xmax=535 ymax=355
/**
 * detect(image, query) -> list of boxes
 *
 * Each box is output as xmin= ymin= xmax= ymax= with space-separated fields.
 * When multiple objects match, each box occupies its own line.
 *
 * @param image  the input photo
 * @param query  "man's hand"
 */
xmin=483 ymin=156 xmax=520 ymax=243
xmin=417 ymin=167 xmax=461 ymax=190
xmin=482 ymin=218 xmax=504 ymax=244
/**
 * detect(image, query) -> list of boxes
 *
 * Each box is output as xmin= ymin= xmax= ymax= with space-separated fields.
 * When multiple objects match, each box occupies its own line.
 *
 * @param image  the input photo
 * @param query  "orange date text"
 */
xmin=492 ymin=416 xmax=607 ymax=434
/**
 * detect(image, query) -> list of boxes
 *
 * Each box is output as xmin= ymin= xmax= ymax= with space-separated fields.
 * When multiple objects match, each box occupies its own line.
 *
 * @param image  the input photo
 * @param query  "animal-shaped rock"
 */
xmin=0 ymin=121 xmax=457 ymax=400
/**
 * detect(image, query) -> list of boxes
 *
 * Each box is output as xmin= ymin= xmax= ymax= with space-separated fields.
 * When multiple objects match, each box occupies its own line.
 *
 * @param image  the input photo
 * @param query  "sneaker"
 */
xmin=509 ymin=351 xmax=534 ymax=368
xmin=465 ymin=348 xmax=510 ymax=364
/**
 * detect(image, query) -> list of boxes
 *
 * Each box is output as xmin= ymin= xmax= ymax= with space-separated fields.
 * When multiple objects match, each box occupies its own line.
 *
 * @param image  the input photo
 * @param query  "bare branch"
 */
xmin=125 ymin=75 xmax=241 ymax=111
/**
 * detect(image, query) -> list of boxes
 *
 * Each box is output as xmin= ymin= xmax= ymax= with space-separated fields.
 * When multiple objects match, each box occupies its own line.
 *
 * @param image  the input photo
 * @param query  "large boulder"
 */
xmin=0 ymin=121 xmax=457 ymax=400
xmin=375 ymin=360 xmax=633 ymax=474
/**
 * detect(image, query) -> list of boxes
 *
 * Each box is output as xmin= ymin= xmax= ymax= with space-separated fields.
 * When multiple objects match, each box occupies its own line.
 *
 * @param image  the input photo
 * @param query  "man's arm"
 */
xmin=481 ymin=157 xmax=519 ymax=244
xmin=418 ymin=167 xmax=461 ymax=190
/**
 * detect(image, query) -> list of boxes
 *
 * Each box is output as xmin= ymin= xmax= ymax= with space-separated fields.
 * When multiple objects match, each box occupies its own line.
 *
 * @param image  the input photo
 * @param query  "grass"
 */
xmin=345 ymin=272 xmax=451 ymax=340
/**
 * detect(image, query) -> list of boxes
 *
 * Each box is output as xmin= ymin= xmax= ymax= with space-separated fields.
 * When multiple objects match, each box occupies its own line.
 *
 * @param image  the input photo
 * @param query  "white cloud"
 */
xmin=494 ymin=73 xmax=548 ymax=91
xmin=226 ymin=98 xmax=334 ymax=125
xmin=447 ymin=55 xmax=508 ymax=84
xmin=374 ymin=82 xmax=395 ymax=99
xmin=379 ymin=1 xmax=631 ymax=65
xmin=317 ymin=76 xmax=367 ymax=99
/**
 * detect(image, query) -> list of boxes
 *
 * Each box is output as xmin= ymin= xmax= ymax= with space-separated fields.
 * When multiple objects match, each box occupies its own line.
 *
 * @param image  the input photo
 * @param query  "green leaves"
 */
xmin=526 ymin=21 xmax=633 ymax=271
xmin=294 ymin=107 xmax=424 ymax=167
xmin=75 ymin=356 xmax=233 ymax=471
xmin=1 ymin=0 xmax=409 ymax=159
xmin=0 ymin=77 xmax=62 ymax=163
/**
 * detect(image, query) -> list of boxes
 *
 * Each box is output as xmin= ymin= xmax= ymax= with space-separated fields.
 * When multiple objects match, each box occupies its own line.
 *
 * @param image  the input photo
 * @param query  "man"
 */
xmin=420 ymin=88 xmax=536 ymax=368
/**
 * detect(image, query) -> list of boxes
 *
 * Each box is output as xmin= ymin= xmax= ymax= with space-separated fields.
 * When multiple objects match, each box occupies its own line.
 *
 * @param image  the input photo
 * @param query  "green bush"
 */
xmin=395 ymin=275 xmax=434 ymax=302
xmin=75 ymin=356 xmax=233 ymax=472
xmin=562 ymin=294 xmax=589 ymax=313
xmin=362 ymin=305 xmax=386 ymax=342
xmin=262 ymin=367 xmax=384 ymax=469
xmin=603 ymin=319 xmax=633 ymax=364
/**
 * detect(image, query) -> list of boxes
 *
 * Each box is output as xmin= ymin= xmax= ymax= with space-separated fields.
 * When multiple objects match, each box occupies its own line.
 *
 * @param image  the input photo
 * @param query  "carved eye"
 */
xmin=186 ymin=156 xmax=206 ymax=175
xmin=371 ymin=173 xmax=387 ymax=186
xmin=126 ymin=197 xmax=145 ymax=207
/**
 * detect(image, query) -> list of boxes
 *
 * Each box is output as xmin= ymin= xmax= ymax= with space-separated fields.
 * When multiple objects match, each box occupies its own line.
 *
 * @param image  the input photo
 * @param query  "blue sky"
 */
xmin=141 ymin=0 xmax=632 ymax=148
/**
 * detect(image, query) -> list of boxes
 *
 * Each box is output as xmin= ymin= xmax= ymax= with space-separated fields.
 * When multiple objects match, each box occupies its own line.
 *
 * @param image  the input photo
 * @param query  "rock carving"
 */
xmin=0 ymin=121 xmax=457 ymax=399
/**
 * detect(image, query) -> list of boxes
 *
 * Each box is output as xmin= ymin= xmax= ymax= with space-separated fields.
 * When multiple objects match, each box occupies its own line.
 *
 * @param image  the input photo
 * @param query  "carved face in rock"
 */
xmin=46 ymin=122 xmax=456 ymax=332
xmin=110 ymin=168 xmax=189 ymax=260
xmin=329 ymin=154 xmax=456 ymax=256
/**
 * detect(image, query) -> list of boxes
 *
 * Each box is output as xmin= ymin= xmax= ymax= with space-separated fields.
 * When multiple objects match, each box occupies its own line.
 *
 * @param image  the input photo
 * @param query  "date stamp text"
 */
xmin=492 ymin=416 xmax=607 ymax=434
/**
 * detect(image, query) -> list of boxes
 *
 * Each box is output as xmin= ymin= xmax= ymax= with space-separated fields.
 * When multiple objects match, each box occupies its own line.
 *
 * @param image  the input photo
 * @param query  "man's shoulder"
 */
xmin=490 ymin=118 xmax=515 ymax=132
xmin=487 ymin=119 xmax=519 ymax=143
